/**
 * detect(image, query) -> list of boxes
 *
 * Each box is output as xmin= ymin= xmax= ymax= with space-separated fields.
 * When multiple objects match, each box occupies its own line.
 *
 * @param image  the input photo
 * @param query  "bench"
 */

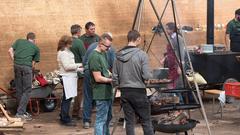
xmin=205 ymin=89 xmax=223 ymax=118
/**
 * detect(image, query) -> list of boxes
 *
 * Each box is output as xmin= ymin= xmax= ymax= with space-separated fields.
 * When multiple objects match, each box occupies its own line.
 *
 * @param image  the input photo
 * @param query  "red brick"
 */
xmin=0 ymin=0 xmax=239 ymax=86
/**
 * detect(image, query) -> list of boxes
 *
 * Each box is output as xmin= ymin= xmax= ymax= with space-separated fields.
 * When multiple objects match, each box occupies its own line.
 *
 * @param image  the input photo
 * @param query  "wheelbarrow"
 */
xmin=0 ymin=83 xmax=60 ymax=116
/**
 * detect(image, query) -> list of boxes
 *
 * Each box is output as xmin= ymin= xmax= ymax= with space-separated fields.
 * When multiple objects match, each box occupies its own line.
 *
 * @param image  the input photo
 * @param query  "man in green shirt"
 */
xmin=8 ymin=32 xmax=40 ymax=121
xmin=79 ymin=22 xmax=100 ymax=49
xmin=88 ymin=33 xmax=112 ymax=135
xmin=70 ymin=24 xmax=86 ymax=120
xmin=225 ymin=8 xmax=240 ymax=52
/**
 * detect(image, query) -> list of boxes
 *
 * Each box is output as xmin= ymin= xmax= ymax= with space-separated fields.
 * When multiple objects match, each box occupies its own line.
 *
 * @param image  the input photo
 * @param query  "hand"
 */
xmin=107 ymin=70 xmax=112 ymax=77
xmin=79 ymin=63 xmax=83 ymax=67
xmin=32 ymin=65 xmax=35 ymax=71
xmin=106 ymin=78 xmax=112 ymax=83
xmin=77 ymin=67 xmax=84 ymax=72
xmin=144 ymin=80 xmax=150 ymax=84
xmin=160 ymin=56 xmax=166 ymax=66
xmin=177 ymin=66 xmax=182 ymax=75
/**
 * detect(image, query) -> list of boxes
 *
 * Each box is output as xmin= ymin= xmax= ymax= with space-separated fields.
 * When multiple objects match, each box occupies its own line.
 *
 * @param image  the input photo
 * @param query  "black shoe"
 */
xmin=61 ymin=121 xmax=77 ymax=127
xmin=72 ymin=115 xmax=82 ymax=120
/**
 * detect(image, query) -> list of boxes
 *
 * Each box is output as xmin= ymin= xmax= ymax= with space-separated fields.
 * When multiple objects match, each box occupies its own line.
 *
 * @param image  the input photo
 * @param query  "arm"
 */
xmin=33 ymin=47 xmax=40 ymax=66
xmin=8 ymin=47 xmax=14 ymax=61
xmin=83 ymin=43 xmax=97 ymax=66
xmin=83 ymin=50 xmax=90 ymax=66
xmin=60 ymin=52 xmax=81 ymax=71
xmin=112 ymin=60 xmax=119 ymax=87
xmin=225 ymin=33 xmax=230 ymax=51
xmin=92 ymin=71 xmax=112 ymax=83
xmin=225 ymin=21 xmax=232 ymax=51
xmin=32 ymin=61 xmax=37 ymax=70
xmin=178 ymin=36 xmax=185 ymax=64
xmin=107 ymin=47 xmax=116 ymax=69
xmin=9 ymin=40 xmax=18 ymax=61
xmin=78 ymin=40 xmax=86 ymax=62
xmin=89 ymin=51 xmax=112 ymax=83
xmin=141 ymin=53 xmax=152 ymax=80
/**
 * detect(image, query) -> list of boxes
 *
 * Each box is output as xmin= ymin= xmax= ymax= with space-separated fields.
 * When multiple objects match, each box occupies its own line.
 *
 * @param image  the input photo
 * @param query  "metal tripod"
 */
xmin=131 ymin=0 xmax=212 ymax=135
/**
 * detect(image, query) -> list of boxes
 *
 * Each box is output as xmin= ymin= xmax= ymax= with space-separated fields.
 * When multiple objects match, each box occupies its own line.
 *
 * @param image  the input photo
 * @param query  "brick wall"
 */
xmin=0 ymin=0 xmax=239 ymax=88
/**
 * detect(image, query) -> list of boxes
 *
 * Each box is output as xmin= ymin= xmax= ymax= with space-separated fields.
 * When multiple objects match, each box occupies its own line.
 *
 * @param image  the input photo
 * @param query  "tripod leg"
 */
xmin=111 ymin=106 xmax=123 ymax=135
xmin=132 ymin=0 xmax=143 ymax=30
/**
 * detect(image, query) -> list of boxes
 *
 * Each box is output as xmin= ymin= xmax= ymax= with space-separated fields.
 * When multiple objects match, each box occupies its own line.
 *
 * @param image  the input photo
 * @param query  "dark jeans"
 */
xmin=82 ymin=69 xmax=93 ymax=123
xmin=120 ymin=88 xmax=154 ymax=135
xmin=60 ymin=79 xmax=73 ymax=123
xmin=72 ymin=78 xmax=83 ymax=117
xmin=14 ymin=64 xmax=32 ymax=115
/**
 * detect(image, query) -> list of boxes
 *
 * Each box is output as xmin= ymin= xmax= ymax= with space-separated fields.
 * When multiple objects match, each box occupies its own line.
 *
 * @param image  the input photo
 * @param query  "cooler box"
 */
xmin=224 ymin=82 xmax=240 ymax=98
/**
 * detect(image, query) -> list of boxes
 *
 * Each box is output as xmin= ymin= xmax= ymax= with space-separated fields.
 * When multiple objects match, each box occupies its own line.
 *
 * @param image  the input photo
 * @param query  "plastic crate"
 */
xmin=224 ymin=82 xmax=240 ymax=98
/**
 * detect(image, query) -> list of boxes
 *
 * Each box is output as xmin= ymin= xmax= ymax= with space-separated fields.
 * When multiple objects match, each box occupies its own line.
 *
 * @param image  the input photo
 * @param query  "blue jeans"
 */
xmin=95 ymin=99 xmax=112 ymax=135
xmin=60 ymin=79 xmax=73 ymax=123
xmin=82 ymin=69 xmax=93 ymax=123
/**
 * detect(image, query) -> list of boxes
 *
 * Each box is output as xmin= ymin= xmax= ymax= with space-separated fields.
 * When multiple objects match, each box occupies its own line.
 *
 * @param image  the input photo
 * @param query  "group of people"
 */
xmin=8 ymin=8 xmax=240 ymax=134
xmin=8 ymin=20 xmax=156 ymax=135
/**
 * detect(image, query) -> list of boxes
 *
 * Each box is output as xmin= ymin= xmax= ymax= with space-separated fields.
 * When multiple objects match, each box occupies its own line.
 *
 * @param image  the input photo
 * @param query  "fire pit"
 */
xmin=152 ymin=119 xmax=199 ymax=134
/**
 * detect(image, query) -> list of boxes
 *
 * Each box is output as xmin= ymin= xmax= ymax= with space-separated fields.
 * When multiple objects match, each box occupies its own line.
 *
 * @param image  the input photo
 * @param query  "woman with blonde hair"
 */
xmin=57 ymin=35 xmax=83 ymax=126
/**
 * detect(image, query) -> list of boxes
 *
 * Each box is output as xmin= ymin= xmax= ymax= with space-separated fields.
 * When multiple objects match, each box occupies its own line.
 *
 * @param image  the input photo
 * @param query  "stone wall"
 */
xmin=0 ymin=0 xmax=239 ymax=88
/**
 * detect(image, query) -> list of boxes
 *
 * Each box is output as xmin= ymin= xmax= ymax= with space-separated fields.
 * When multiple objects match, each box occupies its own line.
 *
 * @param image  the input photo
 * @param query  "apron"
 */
xmin=62 ymin=74 xmax=78 ymax=99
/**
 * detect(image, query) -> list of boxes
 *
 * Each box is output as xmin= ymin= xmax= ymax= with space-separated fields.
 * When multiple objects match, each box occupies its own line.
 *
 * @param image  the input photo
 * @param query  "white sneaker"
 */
xmin=83 ymin=122 xmax=90 ymax=129
xmin=15 ymin=113 xmax=32 ymax=121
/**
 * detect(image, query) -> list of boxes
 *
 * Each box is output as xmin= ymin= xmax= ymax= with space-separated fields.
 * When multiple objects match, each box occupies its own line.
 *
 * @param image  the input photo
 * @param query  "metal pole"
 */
xmin=172 ymin=0 xmax=212 ymax=134
xmin=146 ymin=32 xmax=157 ymax=53
xmin=159 ymin=0 xmax=171 ymax=22
xmin=171 ymin=1 xmax=199 ymax=103
xmin=149 ymin=0 xmax=172 ymax=46
xmin=149 ymin=0 xmax=182 ymax=72
xmin=144 ymin=0 xmax=170 ymax=54
xmin=207 ymin=0 xmax=214 ymax=44
xmin=132 ymin=0 xmax=143 ymax=30
xmin=171 ymin=0 xmax=186 ymax=88
xmin=137 ymin=0 xmax=144 ymax=31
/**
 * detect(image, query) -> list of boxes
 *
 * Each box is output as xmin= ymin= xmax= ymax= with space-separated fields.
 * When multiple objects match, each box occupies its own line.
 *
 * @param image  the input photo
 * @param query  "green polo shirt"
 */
xmin=79 ymin=34 xmax=100 ymax=49
xmin=70 ymin=37 xmax=86 ymax=78
xmin=88 ymin=50 xmax=112 ymax=100
xmin=70 ymin=37 xmax=86 ymax=63
xmin=226 ymin=19 xmax=240 ymax=34
xmin=12 ymin=39 xmax=40 ymax=67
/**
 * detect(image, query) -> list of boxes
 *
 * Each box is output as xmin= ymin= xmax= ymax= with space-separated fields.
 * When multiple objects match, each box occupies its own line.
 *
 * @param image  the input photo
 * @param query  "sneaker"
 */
xmin=15 ymin=113 xmax=32 ymax=121
xmin=83 ymin=122 xmax=90 ymax=129
xmin=24 ymin=112 xmax=32 ymax=117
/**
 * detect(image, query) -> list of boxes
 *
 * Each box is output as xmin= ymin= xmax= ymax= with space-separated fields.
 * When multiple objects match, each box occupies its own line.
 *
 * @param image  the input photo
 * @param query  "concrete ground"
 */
xmin=1 ymin=96 xmax=240 ymax=135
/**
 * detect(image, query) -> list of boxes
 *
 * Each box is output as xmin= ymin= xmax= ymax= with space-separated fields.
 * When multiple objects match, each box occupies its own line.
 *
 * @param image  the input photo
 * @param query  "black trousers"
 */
xmin=120 ymin=88 xmax=154 ymax=135
xmin=230 ymin=42 xmax=240 ymax=52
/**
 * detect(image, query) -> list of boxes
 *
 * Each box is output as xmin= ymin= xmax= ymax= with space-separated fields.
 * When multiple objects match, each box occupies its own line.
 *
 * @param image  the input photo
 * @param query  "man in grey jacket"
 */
xmin=112 ymin=30 xmax=154 ymax=135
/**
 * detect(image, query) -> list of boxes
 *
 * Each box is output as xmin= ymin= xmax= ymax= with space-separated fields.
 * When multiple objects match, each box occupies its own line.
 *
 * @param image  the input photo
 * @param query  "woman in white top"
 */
xmin=57 ymin=35 xmax=83 ymax=126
